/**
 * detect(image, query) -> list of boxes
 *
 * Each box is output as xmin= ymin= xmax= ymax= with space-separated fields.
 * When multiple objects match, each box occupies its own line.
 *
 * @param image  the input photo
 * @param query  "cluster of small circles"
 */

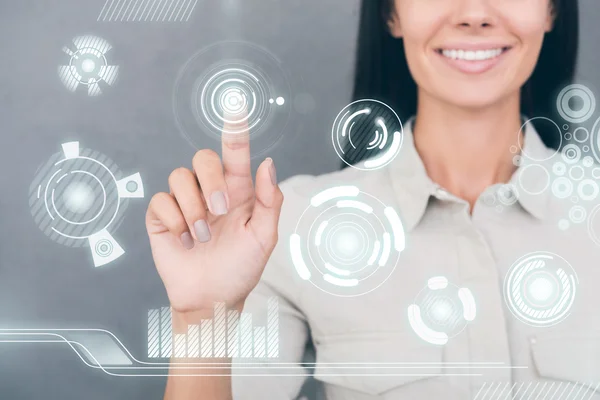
xmin=268 ymin=97 xmax=285 ymax=106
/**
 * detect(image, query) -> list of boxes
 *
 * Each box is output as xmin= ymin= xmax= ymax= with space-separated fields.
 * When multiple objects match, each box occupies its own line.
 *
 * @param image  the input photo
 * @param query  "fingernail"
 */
xmin=180 ymin=232 xmax=194 ymax=250
xmin=210 ymin=191 xmax=228 ymax=215
xmin=268 ymin=158 xmax=277 ymax=186
xmin=194 ymin=220 xmax=211 ymax=243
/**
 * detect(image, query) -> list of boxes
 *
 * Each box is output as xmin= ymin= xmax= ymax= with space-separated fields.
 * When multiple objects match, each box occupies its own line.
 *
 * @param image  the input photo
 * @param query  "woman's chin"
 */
xmin=437 ymin=89 xmax=513 ymax=112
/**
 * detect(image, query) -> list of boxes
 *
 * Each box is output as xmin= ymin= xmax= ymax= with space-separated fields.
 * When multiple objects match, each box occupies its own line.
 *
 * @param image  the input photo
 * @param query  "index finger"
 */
xmin=221 ymin=108 xmax=251 ymax=181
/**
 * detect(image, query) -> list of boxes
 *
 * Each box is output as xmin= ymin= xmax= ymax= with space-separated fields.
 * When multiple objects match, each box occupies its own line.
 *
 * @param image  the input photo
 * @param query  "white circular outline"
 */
xmin=504 ymin=251 xmax=578 ymax=327
xmin=517 ymin=164 xmax=550 ymax=196
xmin=557 ymin=84 xmax=596 ymax=124
xmin=577 ymin=179 xmax=599 ymax=201
xmin=573 ymin=127 xmax=590 ymax=143
xmin=41 ymin=156 xmax=121 ymax=240
xmin=568 ymin=165 xmax=585 ymax=182
xmin=568 ymin=205 xmax=587 ymax=224
xmin=332 ymin=99 xmax=404 ymax=171
xmin=587 ymin=205 xmax=600 ymax=247
xmin=292 ymin=189 xmax=404 ymax=297
xmin=517 ymin=117 xmax=562 ymax=162
xmin=561 ymin=144 xmax=582 ymax=165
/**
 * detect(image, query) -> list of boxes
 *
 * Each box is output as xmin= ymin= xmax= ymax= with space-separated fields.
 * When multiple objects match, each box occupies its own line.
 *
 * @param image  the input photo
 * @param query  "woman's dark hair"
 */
xmin=345 ymin=0 xmax=579 ymax=167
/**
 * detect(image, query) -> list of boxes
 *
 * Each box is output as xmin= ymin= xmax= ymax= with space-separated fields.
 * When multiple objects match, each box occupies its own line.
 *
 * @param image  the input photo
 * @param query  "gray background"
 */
xmin=0 ymin=0 xmax=598 ymax=399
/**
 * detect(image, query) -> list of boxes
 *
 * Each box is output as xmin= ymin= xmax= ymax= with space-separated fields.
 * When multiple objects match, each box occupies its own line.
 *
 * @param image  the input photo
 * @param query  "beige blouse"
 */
xmin=232 ymin=116 xmax=600 ymax=399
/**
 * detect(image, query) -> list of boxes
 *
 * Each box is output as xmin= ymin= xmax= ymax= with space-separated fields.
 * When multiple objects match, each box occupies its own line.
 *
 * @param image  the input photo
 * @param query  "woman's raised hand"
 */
xmin=146 ymin=115 xmax=283 ymax=315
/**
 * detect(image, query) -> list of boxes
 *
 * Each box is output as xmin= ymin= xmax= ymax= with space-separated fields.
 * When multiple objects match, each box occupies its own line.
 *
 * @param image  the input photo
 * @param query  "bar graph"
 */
xmin=147 ymin=297 xmax=279 ymax=359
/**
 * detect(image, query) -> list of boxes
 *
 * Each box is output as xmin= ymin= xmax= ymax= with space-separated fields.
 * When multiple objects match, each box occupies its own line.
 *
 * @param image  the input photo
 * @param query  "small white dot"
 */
xmin=269 ymin=98 xmax=274 ymax=104
xmin=276 ymin=97 xmax=285 ymax=106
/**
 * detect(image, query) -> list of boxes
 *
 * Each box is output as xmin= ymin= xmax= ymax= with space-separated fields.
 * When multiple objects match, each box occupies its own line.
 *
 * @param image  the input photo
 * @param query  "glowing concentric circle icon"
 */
xmin=173 ymin=41 xmax=291 ymax=158
xmin=408 ymin=277 xmax=476 ymax=346
xmin=504 ymin=252 xmax=578 ymax=327
xmin=58 ymin=35 xmax=119 ymax=96
xmin=29 ymin=142 xmax=144 ymax=267
xmin=332 ymin=99 xmax=403 ymax=171
xmin=290 ymin=186 xmax=406 ymax=296
xmin=556 ymin=84 xmax=596 ymax=124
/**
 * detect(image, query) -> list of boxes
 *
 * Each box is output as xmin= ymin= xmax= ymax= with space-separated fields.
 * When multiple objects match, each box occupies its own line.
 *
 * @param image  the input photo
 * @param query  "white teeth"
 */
xmin=441 ymin=48 xmax=504 ymax=61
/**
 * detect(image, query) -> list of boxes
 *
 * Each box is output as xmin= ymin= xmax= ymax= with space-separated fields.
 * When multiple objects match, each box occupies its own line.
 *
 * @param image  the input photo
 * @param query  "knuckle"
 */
xmin=150 ymin=191 xmax=171 ymax=207
xmin=168 ymin=167 xmax=191 ymax=187
xmin=193 ymin=149 xmax=220 ymax=166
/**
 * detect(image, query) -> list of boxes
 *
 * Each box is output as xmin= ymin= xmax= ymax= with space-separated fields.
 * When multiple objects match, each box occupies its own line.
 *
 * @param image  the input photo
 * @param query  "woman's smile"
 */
xmin=433 ymin=43 xmax=514 ymax=75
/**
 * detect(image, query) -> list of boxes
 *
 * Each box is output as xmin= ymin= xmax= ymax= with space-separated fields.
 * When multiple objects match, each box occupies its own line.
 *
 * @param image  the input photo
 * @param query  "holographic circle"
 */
xmin=569 ymin=205 xmax=587 ymax=224
xmin=58 ymin=35 xmax=119 ymax=96
xmin=29 ymin=144 xmax=127 ymax=246
xmin=573 ymin=127 xmax=590 ymax=143
xmin=408 ymin=276 xmax=476 ymax=346
xmin=557 ymin=84 xmax=596 ymax=124
xmin=592 ymin=117 xmax=600 ymax=163
xmin=551 ymin=177 xmax=573 ymax=199
xmin=561 ymin=144 xmax=582 ymax=164
xmin=583 ymin=156 xmax=594 ymax=168
xmin=504 ymin=252 xmax=578 ymax=327
xmin=496 ymin=184 xmax=518 ymax=206
xmin=95 ymin=239 xmax=114 ymax=257
xmin=577 ymin=179 xmax=599 ymax=201
xmin=332 ymin=99 xmax=403 ymax=171
xmin=587 ymin=205 xmax=600 ymax=247
xmin=564 ymin=133 xmax=573 ymax=141
xmin=518 ymin=164 xmax=550 ymax=195
xmin=512 ymin=155 xmax=522 ymax=167
xmin=517 ymin=117 xmax=562 ymax=162
xmin=29 ymin=142 xmax=144 ymax=267
xmin=568 ymin=165 xmax=585 ymax=181
xmin=290 ymin=186 xmax=406 ymax=297
xmin=571 ymin=196 xmax=579 ymax=204
xmin=552 ymin=162 xmax=567 ymax=176
xmin=563 ymin=124 xmax=569 ymax=131
xmin=173 ymin=41 xmax=292 ymax=158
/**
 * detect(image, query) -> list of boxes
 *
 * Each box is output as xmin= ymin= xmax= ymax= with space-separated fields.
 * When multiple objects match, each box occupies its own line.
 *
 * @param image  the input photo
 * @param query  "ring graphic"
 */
xmin=58 ymin=35 xmax=119 ymax=96
xmin=174 ymin=41 xmax=291 ymax=158
xmin=504 ymin=251 xmax=578 ymax=327
xmin=332 ymin=99 xmax=403 ymax=170
xmin=556 ymin=84 xmax=595 ymax=124
xmin=29 ymin=142 xmax=144 ymax=267
xmin=290 ymin=186 xmax=405 ymax=296
xmin=408 ymin=276 xmax=476 ymax=346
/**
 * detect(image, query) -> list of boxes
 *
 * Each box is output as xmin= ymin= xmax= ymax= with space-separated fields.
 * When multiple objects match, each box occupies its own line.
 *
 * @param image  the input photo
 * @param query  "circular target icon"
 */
xmin=504 ymin=252 xmax=578 ymax=327
xmin=58 ymin=35 xmax=119 ymax=96
xmin=408 ymin=277 xmax=476 ymax=346
xmin=556 ymin=84 xmax=596 ymax=124
xmin=173 ymin=41 xmax=291 ymax=159
xmin=29 ymin=142 xmax=144 ymax=267
xmin=289 ymin=186 xmax=406 ymax=296
xmin=332 ymin=99 xmax=403 ymax=170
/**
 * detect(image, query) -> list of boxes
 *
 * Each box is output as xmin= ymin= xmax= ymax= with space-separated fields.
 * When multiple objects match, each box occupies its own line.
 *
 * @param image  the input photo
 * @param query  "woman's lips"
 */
xmin=434 ymin=47 xmax=512 ymax=75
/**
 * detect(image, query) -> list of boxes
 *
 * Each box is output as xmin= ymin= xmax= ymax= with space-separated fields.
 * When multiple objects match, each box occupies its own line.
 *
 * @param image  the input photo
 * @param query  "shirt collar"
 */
xmin=386 ymin=115 xmax=551 ymax=232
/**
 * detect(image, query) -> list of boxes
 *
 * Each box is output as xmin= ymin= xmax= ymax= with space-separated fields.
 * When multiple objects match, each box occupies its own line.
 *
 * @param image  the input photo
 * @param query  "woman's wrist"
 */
xmin=171 ymin=301 xmax=246 ymax=333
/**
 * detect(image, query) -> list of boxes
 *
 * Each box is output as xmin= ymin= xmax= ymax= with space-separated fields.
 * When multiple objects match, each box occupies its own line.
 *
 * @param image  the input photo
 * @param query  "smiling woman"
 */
xmin=147 ymin=1 xmax=594 ymax=400
xmin=352 ymin=0 xmax=578 ymax=157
